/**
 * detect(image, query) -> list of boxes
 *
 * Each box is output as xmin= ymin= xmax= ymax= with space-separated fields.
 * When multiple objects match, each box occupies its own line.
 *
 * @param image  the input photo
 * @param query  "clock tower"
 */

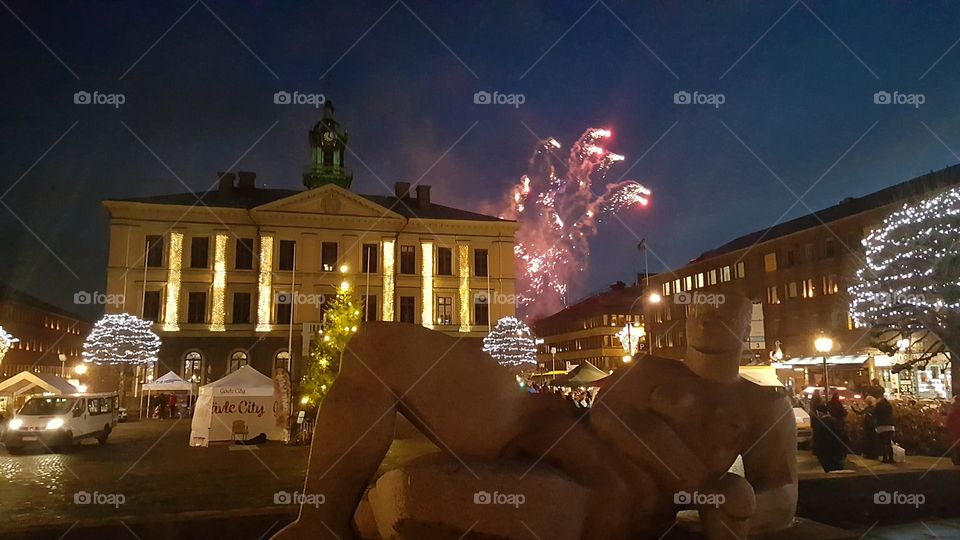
xmin=303 ymin=101 xmax=353 ymax=190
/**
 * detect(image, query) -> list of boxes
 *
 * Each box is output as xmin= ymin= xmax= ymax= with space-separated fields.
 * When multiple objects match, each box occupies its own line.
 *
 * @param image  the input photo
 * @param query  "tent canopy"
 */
xmin=199 ymin=365 xmax=276 ymax=396
xmin=143 ymin=371 xmax=197 ymax=392
xmin=0 ymin=372 xmax=78 ymax=397
xmin=548 ymin=361 xmax=609 ymax=387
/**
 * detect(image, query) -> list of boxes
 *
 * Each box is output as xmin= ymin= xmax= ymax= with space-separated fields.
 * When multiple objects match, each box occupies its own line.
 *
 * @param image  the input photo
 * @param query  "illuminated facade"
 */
xmin=101 ymin=106 xmax=518 ymax=385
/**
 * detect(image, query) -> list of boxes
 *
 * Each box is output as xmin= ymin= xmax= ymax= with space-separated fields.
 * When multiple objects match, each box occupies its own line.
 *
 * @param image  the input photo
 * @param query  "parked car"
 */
xmin=793 ymin=407 xmax=812 ymax=446
xmin=2 ymin=393 xmax=118 ymax=454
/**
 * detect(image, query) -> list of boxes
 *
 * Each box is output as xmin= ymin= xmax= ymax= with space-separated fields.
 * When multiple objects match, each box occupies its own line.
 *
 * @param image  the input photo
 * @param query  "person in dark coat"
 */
xmin=852 ymin=396 xmax=878 ymax=459
xmin=812 ymin=405 xmax=848 ymax=472
xmin=874 ymin=395 xmax=896 ymax=463
xmin=827 ymin=392 xmax=847 ymax=420
xmin=810 ymin=389 xmax=824 ymax=413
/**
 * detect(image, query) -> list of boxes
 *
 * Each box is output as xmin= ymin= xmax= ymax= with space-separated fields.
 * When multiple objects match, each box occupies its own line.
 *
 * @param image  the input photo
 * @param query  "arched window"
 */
xmin=274 ymin=350 xmax=290 ymax=374
xmin=229 ymin=350 xmax=249 ymax=372
xmin=184 ymin=351 xmax=203 ymax=383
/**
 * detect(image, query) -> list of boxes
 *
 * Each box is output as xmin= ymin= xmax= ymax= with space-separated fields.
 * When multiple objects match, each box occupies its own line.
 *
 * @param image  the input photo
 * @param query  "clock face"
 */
xmin=322 ymin=131 xmax=335 ymax=143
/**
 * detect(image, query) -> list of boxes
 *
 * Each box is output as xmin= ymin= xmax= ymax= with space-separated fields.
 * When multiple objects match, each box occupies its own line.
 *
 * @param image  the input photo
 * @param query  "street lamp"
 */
xmin=648 ymin=292 xmax=662 ymax=304
xmin=58 ymin=353 xmax=67 ymax=378
xmin=73 ymin=364 xmax=88 ymax=376
xmin=814 ymin=334 xmax=833 ymax=397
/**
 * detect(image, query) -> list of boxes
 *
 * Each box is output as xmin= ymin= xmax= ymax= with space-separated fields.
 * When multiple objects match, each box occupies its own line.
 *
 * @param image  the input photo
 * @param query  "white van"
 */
xmin=2 ymin=393 xmax=118 ymax=454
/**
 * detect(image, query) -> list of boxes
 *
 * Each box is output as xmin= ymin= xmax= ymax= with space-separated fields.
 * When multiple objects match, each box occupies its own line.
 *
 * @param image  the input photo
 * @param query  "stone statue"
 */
xmin=273 ymin=293 xmax=796 ymax=540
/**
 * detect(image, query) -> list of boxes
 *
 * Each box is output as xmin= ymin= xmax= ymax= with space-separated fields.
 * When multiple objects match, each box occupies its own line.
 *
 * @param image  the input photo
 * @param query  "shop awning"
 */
xmin=780 ymin=355 xmax=869 ymax=367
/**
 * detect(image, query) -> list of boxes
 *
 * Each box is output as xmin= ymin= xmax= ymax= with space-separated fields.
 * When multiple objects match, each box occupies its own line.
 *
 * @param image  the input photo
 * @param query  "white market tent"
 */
xmin=0 ymin=372 xmax=78 ymax=416
xmin=140 ymin=371 xmax=198 ymax=419
xmin=189 ymin=365 xmax=284 ymax=447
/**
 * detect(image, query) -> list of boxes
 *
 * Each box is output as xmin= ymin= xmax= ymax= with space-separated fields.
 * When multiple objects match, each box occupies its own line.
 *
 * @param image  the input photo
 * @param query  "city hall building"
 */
xmin=102 ymin=103 xmax=518 ymax=386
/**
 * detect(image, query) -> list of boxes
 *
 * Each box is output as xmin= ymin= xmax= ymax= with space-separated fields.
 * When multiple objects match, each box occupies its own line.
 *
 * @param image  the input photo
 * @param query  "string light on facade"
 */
xmin=458 ymin=243 xmax=471 ymax=332
xmin=256 ymin=235 xmax=274 ymax=332
xmin=0 ymin=326 xmax=19 ymax=364
xmin=421 ymin=240 xmax=434 ymax=329
xmin=162 ymin=232 xmax=183 ymax=331
xmin=482 ymin=316 xmax=537 ymax=367
xmin=82 ymin=313 xmax=161 ymax=365
xmin=209 ymin=233 xmax=228 ymax=331
xmin=382 ymin=239 xmax=395 ymax=322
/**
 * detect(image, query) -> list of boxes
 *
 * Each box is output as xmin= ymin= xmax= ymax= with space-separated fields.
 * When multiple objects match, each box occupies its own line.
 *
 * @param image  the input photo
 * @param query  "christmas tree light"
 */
xmin=0 ymin=326 xmax=19 ymax=364
xmin=82 ymin=313 xmax=161 ymax=365
xmin=482 ymin=316 xmax=537 ymax=367
xmin=301 ymin=286 xmax=363 ymax=402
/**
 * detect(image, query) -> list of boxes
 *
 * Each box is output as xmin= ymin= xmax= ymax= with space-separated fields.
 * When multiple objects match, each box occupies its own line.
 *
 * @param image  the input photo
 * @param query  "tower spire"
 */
xmin=304 ymin=100 xmax=352 ymax=189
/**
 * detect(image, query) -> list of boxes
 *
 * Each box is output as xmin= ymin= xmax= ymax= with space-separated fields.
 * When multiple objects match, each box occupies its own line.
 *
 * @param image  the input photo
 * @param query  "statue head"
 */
xmin=684 ymin=292 xmax=753 ymax=383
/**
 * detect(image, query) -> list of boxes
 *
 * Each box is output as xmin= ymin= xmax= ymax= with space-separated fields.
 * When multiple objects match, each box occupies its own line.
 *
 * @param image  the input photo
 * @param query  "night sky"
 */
xmin=2 ymin=1 xmax=960 ymax=319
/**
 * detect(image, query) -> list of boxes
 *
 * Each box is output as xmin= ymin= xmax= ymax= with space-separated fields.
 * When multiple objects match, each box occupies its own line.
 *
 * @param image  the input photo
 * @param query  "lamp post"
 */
xmin=814 ymin=334 xmax=833 ymax=398
xmin=58 ymin=353 xmax=67 ymax=378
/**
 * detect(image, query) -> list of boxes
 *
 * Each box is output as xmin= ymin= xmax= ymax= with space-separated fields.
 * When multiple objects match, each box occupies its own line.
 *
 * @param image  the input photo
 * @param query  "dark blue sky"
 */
xmin=2 ymin=1 xmax=960 ymax=318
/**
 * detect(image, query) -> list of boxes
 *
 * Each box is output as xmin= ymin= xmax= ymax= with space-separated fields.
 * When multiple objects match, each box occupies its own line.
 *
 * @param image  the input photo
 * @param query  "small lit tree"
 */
xmin=0 ymin=326 xmax=19 ymax=365
xmin=482 ymin=316 xmax=537 ymax=368
xmin=302 ymin=285 xmax=363 ymax=403
xmin=82 ymin=313 xmax=161 ymax=366
xmin=848 ymin=186 xmax=960 ymax=395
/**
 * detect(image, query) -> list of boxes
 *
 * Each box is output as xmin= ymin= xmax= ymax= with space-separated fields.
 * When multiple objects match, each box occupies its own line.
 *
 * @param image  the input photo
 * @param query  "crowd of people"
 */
xmin=524 ymin=381 xmax=597 ymax=409
xmin=148 ymin=392 xmax=187 ymax=419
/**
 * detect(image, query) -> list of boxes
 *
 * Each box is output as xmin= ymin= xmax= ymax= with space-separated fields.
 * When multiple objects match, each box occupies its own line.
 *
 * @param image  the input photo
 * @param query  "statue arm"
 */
xmin=741 ymin=395 xmax=798 ymax=533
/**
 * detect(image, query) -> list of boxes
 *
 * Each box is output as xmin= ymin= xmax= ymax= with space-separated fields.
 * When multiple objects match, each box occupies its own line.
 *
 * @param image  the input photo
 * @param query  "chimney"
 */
xmin=394 ymin=181 xmax=411 ymax=199
xmin=217 ymin=172 xmax=236 ymax=196
xmin=237 ymin=171 xmax=256 ymax=191
xmin=416 ymin=185 xmax=431 ymax=209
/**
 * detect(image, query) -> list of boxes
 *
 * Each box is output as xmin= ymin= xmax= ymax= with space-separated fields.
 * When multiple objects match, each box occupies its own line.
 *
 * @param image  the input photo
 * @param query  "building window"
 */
xmin=663 ymin=282 xmax=671 ymax=296
xmin=187 ymin=292 xmax=207 ymax=323
xmin=674 ymin=278 xmax=682 ymax=292
xmin=276 ymin=292 xmax=292 ymax=324
xmin=190 ymin=237 xmax=210 ymax=269
xmin=232 ymin=292 xmax=251 ymax=324
xmin=362 ymin=244 xmax=378 ymax=274
xmin=146 ymin=235 xmax=164 ymax=267
xmin=766 ymin=286 xmax=780 ymax=305
xmin=695 ymin=273 xmax=704 ymax=288
xmin=474 ymin=296 xmax=489 ymax=326
xmin=278 ymin=240 xmax=296 ymax=271
xmin=720 ymin=266 xmax=731 ymax=282
xmin=708 ymin=270 xmax=717 ymax=285
xmin=735 ymin=262 xmax=745 ymax=279
xmin=802 ymin=278 xmax=816 ymax=298
xmin=363 ymin=295 xmax=378 ymax=321
xmin=763 ymin=252 xmax=777 ymax=272
xmin=684 ymin=276 xmax=693 ymax=290
xmin=436 ymin=296 xmax=453 ymax=325
xmin=143 ymin=290 xmax=161 ymax=322
xmin=786 ymin=282 xmax=798 ymax=299
xmin=321 ymin=242 xmax=338 ymax=272
xmin=785 ymin=249 xmax=796 ymax=267
xmin=824 ymin=237 xmax=835 ymax=258
xmin=274 ymin=350 xmax=290 ymax=373
xmin=229 ymin=351 xmax=248 ymax=372
xmin=822 ymin=274 xmax=839 ymax=295
xmin=235 ymin=238 xmax=254 ymax=269
xmin=804 ymin=243 xmax=815 ymax=263
xmin=437 ymin=247 xmax=453 ymax=275
xmin=474 ymin=249 xmax=489 ymax=277
xmin=399 ymin=296 xmax=415 ymax=323
xmin=400 ymin=245 xmax=416 ymax=274
xmin=184 ymin=351 xmax=203 ymax=383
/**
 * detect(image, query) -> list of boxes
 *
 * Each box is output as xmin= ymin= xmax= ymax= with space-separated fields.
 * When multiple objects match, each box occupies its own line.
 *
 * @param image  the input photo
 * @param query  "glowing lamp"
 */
xmin=648 ymin=292 xmax=661 ymax=304
xmin=814 ymin=335 xmax=833 ymax=354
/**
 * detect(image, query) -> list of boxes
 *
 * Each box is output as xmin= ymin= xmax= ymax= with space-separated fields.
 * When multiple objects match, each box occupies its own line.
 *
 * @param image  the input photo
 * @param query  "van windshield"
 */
xmin=19 ymin=397 xmax=75 ymax=416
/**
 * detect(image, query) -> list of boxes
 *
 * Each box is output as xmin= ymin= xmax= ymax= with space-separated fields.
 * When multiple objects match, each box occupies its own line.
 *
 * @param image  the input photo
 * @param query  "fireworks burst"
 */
xmin=502 ymin=128 xmax=651 ymax=320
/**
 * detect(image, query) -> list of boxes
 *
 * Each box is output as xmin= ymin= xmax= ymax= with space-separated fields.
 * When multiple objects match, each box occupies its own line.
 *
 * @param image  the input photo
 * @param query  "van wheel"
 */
xmin=97 ymin=426 xmax=111 ymax=445
xmin=54 ymin=431 xmax=75 ymax=453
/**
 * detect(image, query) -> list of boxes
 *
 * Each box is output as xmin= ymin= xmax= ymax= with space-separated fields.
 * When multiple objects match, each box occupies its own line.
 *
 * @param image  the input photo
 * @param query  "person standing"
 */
xmin=810 ymin=389 xmax=824 ymax=413
xmin=874 ymin=394 xmax=896 ymax=463
xmin=168 ymin=393 xmax=178 ymax=419
xmin=947 ymin=396 xmax=960 ymax=466
xmin=827 ymin=393 xmax=847 ymax=421
xmin=853 ymin=396 xmax=878 ymax=459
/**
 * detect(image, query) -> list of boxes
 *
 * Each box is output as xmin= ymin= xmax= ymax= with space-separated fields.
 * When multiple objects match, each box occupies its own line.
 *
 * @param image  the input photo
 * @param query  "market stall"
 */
xmin=189 ymin=365 xmax=284 ymax=447
xmin=140 ymin=371 xmax=198 ymax=419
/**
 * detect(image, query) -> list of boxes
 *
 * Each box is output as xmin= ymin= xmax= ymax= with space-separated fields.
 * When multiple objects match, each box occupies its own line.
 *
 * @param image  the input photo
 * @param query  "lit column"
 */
xmin=382 ymin=239 xmax=395 ymax=321
xmin=421 ymin=240 xmax=433 ymax=329
xmin=209 ymin=233 xmax=228 ymax=331
xmin=458 ymin=243 xmax=470 ymax=333
xmin=162 ymin=232 xmax=183 ymax=331
xmin=256 ymin=235 xmax=274 ymax=332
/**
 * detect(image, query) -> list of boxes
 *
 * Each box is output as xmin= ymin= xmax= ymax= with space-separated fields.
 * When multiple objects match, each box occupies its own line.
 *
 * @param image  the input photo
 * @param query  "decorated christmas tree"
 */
xmin=302 ymin=284 xmax=363 ymax=403
xmin=482 ymin=316 xmax=538 ymax=368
